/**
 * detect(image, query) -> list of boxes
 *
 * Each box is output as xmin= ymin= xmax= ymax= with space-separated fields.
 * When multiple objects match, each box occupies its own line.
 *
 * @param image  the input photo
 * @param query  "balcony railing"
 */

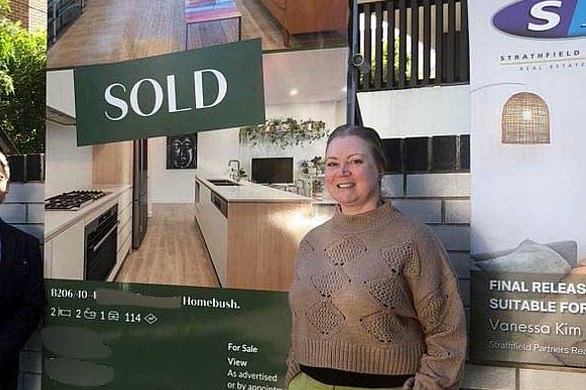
xmin=357 ymin=0 xmax=469 ymax=91
xmin=48 ymin=0 xmax=87 ymax=46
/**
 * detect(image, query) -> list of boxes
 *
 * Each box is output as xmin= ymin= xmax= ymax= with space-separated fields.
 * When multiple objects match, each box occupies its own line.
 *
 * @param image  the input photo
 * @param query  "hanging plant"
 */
xmin=240 ymin=118 xmax=328 ymax=149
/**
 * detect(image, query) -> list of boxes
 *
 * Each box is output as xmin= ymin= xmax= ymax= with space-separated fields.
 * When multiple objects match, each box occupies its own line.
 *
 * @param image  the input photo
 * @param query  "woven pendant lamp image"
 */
xmin=501 ymin=92 xmax=550 ymax=144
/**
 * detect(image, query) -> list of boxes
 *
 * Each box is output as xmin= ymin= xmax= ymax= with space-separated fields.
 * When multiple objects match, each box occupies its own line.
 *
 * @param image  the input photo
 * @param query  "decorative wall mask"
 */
xmin=167 ymin=134 xmax=197 ymax=169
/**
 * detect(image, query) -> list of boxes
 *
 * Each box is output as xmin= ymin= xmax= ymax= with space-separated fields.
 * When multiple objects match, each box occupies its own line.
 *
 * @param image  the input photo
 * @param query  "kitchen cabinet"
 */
xmin=92 ymin=141 xmax=133 ymax=185
xmin=195 ymin=176 xmax=312 ymax=291
xmin=226 ymin=201 xmax=311 ymax=290
xmin=44 ymin=220 xmax=84 ymax=279
xmin=44 ymin=186 xmax=133 ymax=281
xmin=112 ymin=187 xmax=133 ymax=280
xmin=195 ymin=182 xmax=228 ymax=284
xmin=258 ymin=0 xmax=348 ymax=46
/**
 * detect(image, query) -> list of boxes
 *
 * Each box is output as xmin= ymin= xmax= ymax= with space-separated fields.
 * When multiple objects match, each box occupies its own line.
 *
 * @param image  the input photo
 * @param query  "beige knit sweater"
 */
xmin=287 ymin=203 xmax=466 ymax=389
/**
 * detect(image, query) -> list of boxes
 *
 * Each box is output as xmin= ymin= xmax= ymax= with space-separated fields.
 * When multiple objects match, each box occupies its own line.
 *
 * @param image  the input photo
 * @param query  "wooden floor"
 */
xmin=115 ymin=204 xmax=220 ymax=288
xmin=48 ymin=0 xmax=185 ymax=68
xmin=47 ymin=0 xmax=347 ymax=68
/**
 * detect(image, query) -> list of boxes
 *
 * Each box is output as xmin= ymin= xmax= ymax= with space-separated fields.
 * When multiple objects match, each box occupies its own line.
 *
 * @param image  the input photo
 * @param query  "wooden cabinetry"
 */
xmin=258 ymin=0 xmax=348 ymax=45
xmin=92 ymin=141 xmax=133 ymax=185
xmin=91 ymin=141 xmax=134 ymax=279
xmin=226 ymin=201 xmax=311 ymax=291
xmin=195 ymin=178 xmax=312 ymax=291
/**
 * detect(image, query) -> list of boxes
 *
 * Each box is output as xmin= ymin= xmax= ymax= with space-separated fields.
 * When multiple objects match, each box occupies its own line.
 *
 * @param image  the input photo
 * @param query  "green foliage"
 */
xmin=0 ymin=0 xmax=46 ymax=153
xmin=0 ymin=0 xmax=14 ymax=95
xmin=365 ymin=38 xmax=411 ymax=87
xmin=309 ymin=155 xmax=325 ymax=173
xmin=240 ymin=118 xmax=328 ymax=150
xmin=299 ymin=155 xmax=325 ymax=175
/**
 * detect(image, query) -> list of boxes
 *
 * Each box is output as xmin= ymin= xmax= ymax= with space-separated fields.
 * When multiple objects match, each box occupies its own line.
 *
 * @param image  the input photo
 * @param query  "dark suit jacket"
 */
xmin=0 ymin=219 xmax=45 ymax=388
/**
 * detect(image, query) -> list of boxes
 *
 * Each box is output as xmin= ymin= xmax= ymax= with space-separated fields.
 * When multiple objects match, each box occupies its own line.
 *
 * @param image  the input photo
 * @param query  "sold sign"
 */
xmin=103 ymin=71 xmax=228 ymax=121
xmin=493 ymin=0 xmax=586 ymax=38
xmin=74 ymin=39 xmax=264 ymax=146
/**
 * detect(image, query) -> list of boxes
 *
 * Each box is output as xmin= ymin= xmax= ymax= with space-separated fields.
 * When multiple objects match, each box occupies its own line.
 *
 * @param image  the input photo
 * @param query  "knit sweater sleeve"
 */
xmin=285 ymin=348 xmax=300 ymax=386
xmin=408 ymin=228 xmax=467 ymax=390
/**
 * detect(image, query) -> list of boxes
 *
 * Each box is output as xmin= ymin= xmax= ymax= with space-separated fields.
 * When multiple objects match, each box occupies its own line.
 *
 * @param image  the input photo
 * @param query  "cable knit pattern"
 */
xmin=286 ymin=203 xmax=466 ymax=389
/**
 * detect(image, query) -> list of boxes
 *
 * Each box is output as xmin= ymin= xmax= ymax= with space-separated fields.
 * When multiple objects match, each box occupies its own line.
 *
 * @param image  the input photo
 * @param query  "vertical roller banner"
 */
xmin=469 ymin=0 xmax=586 ymax=368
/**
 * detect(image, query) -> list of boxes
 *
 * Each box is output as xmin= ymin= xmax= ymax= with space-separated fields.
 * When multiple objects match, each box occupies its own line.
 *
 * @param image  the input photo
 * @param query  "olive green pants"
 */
xmin=288 ymin=373 xmax=404 ymax=390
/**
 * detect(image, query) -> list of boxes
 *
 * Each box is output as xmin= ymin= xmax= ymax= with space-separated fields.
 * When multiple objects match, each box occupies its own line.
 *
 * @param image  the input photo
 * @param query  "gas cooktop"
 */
xmin=45 ymin=190 xmax=110 ymax=210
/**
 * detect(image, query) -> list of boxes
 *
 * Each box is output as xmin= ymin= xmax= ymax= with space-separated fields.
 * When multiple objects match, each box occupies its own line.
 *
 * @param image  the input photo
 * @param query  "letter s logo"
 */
xmin=528 ymin=1 xmax=562 ymax=32
xmin=492 ymin=0 xmax=586 ymax=38
xmin=104 ymin=84 xmax=128 ymax=121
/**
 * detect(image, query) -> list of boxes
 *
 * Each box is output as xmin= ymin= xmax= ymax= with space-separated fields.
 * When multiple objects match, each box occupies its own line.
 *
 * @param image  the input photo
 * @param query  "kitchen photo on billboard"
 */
xmin=45 ymin=0 xmax=350 ymax=293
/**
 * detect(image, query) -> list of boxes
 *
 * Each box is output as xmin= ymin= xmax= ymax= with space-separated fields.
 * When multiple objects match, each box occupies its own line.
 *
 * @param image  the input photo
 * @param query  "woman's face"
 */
xmin=325 ymin=135 xmax=383 ymax=215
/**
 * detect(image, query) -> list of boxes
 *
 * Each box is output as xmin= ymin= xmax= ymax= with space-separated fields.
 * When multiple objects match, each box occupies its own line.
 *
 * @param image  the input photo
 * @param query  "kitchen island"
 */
xmin=195 ymin=175 xmax=314 ymax=292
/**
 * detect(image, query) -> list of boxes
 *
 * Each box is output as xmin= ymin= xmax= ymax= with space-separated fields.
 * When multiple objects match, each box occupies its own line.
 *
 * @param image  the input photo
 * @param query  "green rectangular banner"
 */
xmin=74 ymin=39 xmax=265 ymax=146
xmin=43 ymin=279 xmax=290 ymax=389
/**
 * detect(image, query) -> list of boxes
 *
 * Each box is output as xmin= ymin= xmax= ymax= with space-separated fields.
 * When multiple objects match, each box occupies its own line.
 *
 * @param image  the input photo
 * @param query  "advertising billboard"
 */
xmin=469 ymin=0 xmax=586 ymax=369
xmin=44 ymin=1 xmax=349 ymax=388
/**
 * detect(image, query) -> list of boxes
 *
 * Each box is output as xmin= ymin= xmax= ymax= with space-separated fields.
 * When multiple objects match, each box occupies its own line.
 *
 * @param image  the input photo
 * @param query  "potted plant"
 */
xmin=240 ymin=118 xmax=328 ymax=149
xmin=299 ymin=160 xmax=310 ymax=175
xmin=310 ymin=156 xmax=325 ymax=174
xmin=312 ymin=178 xmax=324 ymax=201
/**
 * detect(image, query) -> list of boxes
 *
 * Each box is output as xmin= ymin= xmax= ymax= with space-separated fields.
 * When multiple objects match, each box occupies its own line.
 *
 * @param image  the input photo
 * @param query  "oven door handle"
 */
xmin=93 ymin=221 xmax=120 ymax=253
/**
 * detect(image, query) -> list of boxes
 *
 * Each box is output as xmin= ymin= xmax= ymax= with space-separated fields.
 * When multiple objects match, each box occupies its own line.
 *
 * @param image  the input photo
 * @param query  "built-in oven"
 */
xmin=85 ymin=204 xmax=119 ymax=281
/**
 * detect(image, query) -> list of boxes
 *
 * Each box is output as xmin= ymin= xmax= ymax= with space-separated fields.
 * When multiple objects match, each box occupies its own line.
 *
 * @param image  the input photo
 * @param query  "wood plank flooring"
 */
xmin=48 ymin=0 xmax=185 ymax=68
xmin=186 ymin=17 xmax=240 ymax=50
xmin=115 ymin=204 xmax=220 ymax=288
xmin=47 ymin=0 xmax=347 ymax=69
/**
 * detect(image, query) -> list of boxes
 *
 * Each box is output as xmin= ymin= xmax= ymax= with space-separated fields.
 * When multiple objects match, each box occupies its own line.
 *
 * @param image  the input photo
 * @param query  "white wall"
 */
xmin=197 ymin=127 xmax=241 ymax=178
xmin=357 ymin=84 xmax=470 ymax=137
xmin=239 ymin=101 xmax=346 ymax=180
xmin=149 ymin=129 xmax=241 ymax=203
xmin=148 ymin=100 xmax=345 ymax=203
xmin=45 ymin=121 xmax=93 ymax=197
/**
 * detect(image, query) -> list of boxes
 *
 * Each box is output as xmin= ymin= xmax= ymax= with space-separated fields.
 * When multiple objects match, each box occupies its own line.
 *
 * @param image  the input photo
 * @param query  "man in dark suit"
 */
xmin=0 ymin=151 xmax=44 ymax=390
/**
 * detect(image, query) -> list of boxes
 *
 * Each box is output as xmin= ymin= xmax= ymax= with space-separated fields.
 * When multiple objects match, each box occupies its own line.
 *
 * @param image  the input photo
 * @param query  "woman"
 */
xmin=287 ymin=125 xmax=466 ymax=390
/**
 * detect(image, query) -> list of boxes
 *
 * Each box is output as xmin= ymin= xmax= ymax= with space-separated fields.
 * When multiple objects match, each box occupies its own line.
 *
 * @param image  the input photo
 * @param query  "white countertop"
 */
xmin=196 ymin=175 xmax=311 ymax=203
xmin=45 ymin=185 xmax=132 ymax=241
